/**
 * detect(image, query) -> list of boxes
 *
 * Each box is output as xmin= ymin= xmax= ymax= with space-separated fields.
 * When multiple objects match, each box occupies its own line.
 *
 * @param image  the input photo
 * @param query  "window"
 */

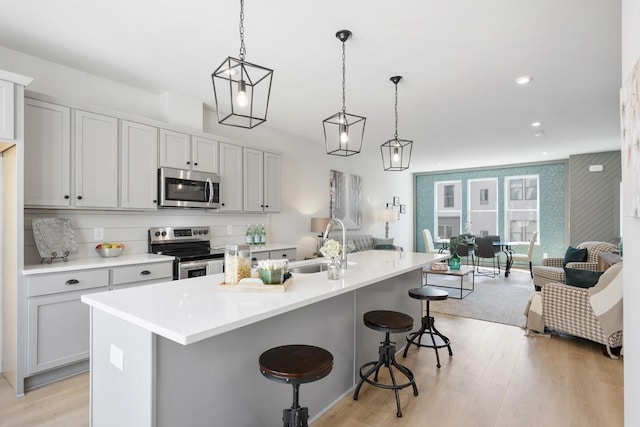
xmin=468 ymin=178 xmax=498 ymax=237
xmin=434 ymin=181 xmax=461 ymax=239
xmin=480 ymin=188 xmax=489 ymax=205
xmin=444 ymin=185 xmax=455 ymax=208
xmin=505 ymin=175 xmax=539 ymax=243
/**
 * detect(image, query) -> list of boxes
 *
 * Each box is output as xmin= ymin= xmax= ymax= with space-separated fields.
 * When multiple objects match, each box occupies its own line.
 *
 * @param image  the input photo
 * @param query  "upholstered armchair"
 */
xmin=534 ymin=263 xmax=623 ymax=358
xmin=532 ymin=241 xmax=616 ymax=290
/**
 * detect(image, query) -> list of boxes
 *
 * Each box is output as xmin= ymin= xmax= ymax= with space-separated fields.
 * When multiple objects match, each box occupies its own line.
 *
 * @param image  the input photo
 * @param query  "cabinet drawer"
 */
xmin=111 ymin=262 xmax=173 ymax=285
xmin=27 ymin=269 xmax=109 ymax=297
xmin=270 ymin=249 xmax=296 ymax=261
xmin=250 ymin=251 xmax=270 ymax=263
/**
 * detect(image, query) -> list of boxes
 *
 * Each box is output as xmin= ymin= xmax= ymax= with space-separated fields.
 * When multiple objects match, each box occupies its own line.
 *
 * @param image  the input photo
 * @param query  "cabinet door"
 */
xmin=159 ymin=129 xmax=190 ymax=169
xmin=243 ymin=148 xmax=264 ymax=212
xmin=192 ymin=136 xmax=218 ymax=173
xmin=270 ymin=249 xmax=296 ymax=261
xmin=74 ymin=110 xmax=118 ymax=208
xmin=27 ymin=288 xmax=105 ymax=374
xmin=263 ymin=152 xmax=281 ymax=212
xmin=121 ymin=121 xmax=158 ymax=209
xmin=0 ymin=79 xmax=14 ymax=139
xmin=219 ymin=142 xmax=243 ymax=211
xmin=24 ymin=99 xmax=72 ymax=207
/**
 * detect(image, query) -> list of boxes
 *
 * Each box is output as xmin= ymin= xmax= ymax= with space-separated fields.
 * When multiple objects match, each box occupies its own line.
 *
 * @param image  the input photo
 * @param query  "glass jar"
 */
xmin=327 ymin=258 xmax=341 ymax=280
xmin=224 ymin=244 xmax=252 ymax=284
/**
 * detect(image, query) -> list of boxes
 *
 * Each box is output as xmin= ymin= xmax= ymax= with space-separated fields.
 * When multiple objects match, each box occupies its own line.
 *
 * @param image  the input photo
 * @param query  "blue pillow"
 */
xmin=374 ymin=244 xmax=396 ymax=251
xmin=564 ymin=267 xmax=603 ymax=288
xmin=563 ymin=247 xmax=588 ymax=266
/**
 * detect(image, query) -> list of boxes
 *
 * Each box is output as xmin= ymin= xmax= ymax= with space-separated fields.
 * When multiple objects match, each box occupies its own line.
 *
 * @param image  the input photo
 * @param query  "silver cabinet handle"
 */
xmin=65 ymin=279 xmax=79 ymax=285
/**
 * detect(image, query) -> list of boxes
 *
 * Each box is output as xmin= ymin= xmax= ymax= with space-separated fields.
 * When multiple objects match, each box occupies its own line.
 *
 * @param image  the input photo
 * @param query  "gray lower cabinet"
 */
xmin=27 ymin=287 xmax=105 ymax=374
xmin=25 ymin=261 xmax=173 ymax=376
xmin=250 ymin=248 xmax=297 ymax=265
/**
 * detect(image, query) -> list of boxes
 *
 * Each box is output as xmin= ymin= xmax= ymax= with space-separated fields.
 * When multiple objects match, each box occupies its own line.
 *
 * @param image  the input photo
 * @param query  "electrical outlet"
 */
xmin=94 ymin=228 xmax=104 ymax=241
xmin=543 ymin=253 xmax=548 ymax=259
xmin=227 ymin=225 xmax=233 ymax=235
xmin=109 ymin=344 xmax=124 ymax=371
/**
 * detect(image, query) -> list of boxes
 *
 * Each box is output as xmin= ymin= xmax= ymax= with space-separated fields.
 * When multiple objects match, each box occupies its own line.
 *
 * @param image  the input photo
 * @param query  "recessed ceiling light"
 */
xmin=531 ymin=121 xmax=542 ymax=127
xmin=516 ymin=76 xmax=533 ymax=85
xmin=534 ymin=130 xmax=545 ymax=137
xmin=541 ymin=151 xmax=548 ymax=155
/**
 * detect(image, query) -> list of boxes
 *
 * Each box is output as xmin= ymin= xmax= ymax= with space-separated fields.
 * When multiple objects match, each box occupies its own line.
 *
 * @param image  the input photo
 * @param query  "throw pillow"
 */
xmin=563 ymin=246 xmax=588 ymax=266
xmin=373 ymin=237 xmax=394 ymax=247
xmin=564 ymin=267 xmax=604 ymax=288
xmin=345 ymin=239 xmax=358 ymax=253
xmin=374 ymin=244 xmax=396 ymax=251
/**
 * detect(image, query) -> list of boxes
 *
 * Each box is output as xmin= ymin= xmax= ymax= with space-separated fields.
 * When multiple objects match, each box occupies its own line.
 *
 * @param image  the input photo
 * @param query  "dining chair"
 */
xmin=454 ymin=235 xmax=473 ymax=265
xmin=422 ymin=229 xmax=449 ymax=255
xmin=511 ymin=231 xmax=538 ymax=278
xmin=474 ymin=236 xmax=500 ymax=277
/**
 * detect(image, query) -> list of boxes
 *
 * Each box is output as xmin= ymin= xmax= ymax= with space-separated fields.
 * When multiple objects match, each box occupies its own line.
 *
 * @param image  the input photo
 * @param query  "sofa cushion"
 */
xmin=563 ymin=246 xmax=588 ymax=266
xmin=345 ymin=239 xmax=358 ymax=253
xmin=373 ymin=237 xmax=394 ymax=247
xmin=564 ymin=267 xmax=604 ymax=288
xmin=374 ymin=244 xmax=396 ymax=251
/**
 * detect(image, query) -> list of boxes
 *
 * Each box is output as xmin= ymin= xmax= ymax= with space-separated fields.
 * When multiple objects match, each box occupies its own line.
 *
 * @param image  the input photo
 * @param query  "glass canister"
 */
xmin=224 ymin=244 xmax=252 ymax=284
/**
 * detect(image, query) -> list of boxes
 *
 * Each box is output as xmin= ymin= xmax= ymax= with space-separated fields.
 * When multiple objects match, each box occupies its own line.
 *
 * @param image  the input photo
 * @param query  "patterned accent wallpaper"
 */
xmin=414 ymin=161 xmax=567 ymax=265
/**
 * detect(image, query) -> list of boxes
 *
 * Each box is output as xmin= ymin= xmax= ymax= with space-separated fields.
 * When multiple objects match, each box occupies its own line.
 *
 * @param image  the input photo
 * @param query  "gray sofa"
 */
xmin=344 ymin=234 xmax=402 ymax=252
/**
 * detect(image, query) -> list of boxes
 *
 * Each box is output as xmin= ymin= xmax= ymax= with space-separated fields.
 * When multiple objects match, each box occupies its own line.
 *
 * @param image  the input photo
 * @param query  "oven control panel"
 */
xmin=149 ymin=226 xmax=210 ymax=243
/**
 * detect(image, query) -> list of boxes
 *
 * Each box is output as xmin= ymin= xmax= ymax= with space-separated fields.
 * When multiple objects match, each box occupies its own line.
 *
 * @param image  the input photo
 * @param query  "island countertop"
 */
xmin=81 ymin=250 xmax=444 ymax=345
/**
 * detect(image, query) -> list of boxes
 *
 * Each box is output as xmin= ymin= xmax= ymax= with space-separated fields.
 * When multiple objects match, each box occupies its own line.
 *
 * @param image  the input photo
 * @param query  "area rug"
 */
xmin=428 ymin=267 xmax=536 ymax=327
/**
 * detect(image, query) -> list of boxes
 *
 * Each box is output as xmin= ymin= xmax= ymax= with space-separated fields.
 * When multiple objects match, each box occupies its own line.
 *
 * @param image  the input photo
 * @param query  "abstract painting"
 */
xmin=330 ymin=170 xmax=362 ymax=229
xmin=621 ymin=56 xmax=640 ymax=217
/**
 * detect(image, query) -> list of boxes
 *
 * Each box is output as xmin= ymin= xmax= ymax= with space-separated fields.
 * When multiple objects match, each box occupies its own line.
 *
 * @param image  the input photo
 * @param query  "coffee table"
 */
xmin=422 ymin=265 xmax=474 ymax=299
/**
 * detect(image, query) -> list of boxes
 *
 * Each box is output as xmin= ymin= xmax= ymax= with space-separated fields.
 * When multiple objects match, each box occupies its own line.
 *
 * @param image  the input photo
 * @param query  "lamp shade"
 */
xmin=310 ymin=217 xmax=331 ymax=233
xmin=378 ymin=209 xmax=397 ymax=223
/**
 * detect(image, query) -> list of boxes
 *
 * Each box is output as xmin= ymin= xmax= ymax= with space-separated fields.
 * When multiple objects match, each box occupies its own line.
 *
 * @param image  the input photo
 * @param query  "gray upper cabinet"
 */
xmin=0 ymin=79 xmax=14 ymax=139
xmin=219 ymin=142 xmax=243 ymax=212
xmin=243 ymin=148 xmax=281 ymax=213
xmin=24 ymin=98 xmax=72 ymax=207
xmin=159 ymin=131 xmax=218 ymax=174
xmin=121 ymin=120 xmax=158 ymax=210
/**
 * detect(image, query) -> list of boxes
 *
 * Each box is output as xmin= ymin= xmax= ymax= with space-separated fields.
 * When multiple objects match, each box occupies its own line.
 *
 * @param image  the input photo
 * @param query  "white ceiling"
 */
xmin=0 ymin=0 xmax=622 ymax=171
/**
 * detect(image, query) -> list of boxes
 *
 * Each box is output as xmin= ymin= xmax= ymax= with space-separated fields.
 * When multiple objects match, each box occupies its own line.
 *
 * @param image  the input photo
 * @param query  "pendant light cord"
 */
xmin=341 ymin=40 xmax=346 ymax=113
xmin=394 ymin=82 xmax=399 ymax=140
xmin=239 ymin=0 xmax=246 ymax=61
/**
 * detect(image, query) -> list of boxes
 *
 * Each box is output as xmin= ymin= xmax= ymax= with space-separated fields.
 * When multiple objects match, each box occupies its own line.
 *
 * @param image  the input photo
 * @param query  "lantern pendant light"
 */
xmin=381 ymin=76 xmax=413 ymax=171
xmin=211 ymin=0 xmax=273 ymax=129
xmin=323 ymin=30 xmax=366 ymax=156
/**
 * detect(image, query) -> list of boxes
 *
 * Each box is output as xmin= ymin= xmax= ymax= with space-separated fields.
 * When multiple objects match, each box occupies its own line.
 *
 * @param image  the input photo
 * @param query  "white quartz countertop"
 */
xmin=82 ymin=250 xmax=446 ymax=345
xmin=23 ymin=254 xmax=174 ymax=275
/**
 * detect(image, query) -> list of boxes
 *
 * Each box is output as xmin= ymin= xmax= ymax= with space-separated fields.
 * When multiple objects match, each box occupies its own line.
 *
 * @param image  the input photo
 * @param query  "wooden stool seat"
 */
xmin=354 ymin=310 xmax=418 ymax=417
xmin=403 ymin=287 xmax=453 ymax=368
xmin=259 ymin=344 xmax=333 ymax=427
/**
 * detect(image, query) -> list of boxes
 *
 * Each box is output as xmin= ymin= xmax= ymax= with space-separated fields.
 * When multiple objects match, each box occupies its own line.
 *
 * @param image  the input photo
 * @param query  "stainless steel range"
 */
xmin=148 ymin=226 xmax=224 ymax=280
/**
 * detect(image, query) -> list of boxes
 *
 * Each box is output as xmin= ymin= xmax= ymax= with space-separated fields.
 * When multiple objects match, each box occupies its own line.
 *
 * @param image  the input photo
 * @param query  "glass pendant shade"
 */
xmin=212 ymin=57 xmax=273 ymax=129
xmin=323 ymin=30 xmax=366 ymax=156
xmin=211 ymin=0 xmax=273 ymax=129
xmin=381 ymin=75 xmax=413 ymax=171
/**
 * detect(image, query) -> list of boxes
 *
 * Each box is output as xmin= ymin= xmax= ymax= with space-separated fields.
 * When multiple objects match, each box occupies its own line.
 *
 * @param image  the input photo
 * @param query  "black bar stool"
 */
xmin=259 ymin=344 xmax=333 ymax=427
xmin=353 ymin=310 xmax=418 ymax=417
xmin=403 ymin=287 xmax=453 ymax=368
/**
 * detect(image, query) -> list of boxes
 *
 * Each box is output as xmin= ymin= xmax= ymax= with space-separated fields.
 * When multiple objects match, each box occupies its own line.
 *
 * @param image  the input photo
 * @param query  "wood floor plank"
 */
xmin=0 ymin=314 xmax=623 ymax=427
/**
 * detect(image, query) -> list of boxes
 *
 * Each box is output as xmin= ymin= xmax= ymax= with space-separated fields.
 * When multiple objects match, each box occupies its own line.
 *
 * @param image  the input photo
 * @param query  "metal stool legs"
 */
xmin=353 ymin=331 xmax=418 ymax=417
xmin=282 ymin=383 xmax=308 ymax=427
xmin=403 ymin=301 xmax=453 ymax=368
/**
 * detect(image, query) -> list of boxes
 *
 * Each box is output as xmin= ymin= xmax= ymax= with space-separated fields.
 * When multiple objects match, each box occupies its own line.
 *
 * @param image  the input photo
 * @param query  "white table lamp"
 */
xmin=378 ymin=209 xmax=397 ymax=239
xmin=310 ymin=217 xmax=331 ymax=253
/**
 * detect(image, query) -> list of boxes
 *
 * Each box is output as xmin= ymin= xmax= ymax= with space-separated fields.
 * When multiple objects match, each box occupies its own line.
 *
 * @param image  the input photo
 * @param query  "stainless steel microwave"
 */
xmin=158 ymin=167 xmax=220 ymax=209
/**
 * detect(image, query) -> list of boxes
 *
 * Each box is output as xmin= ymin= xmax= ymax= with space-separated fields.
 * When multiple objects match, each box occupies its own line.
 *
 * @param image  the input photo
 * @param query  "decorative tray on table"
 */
xmin=218 ymin=273 xmax=293 ymax=293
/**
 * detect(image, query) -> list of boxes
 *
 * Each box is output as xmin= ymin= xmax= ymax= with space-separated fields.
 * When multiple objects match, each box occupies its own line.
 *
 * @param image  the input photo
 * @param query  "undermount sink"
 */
xmin=288 ymin=262 xmax=329 ymax=274
xmin=288 ymin=259 xmax=357 ymax=274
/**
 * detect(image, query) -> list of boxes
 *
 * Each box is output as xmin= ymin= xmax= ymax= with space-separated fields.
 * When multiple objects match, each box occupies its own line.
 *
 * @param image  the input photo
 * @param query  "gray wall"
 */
xmin=568 ymin=151 xmax=621 ymax=245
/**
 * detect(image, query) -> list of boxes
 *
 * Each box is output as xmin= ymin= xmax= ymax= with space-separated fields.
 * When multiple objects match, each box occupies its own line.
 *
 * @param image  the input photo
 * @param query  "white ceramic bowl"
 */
xmin=95 ymin=247 xmax=124 ymax=258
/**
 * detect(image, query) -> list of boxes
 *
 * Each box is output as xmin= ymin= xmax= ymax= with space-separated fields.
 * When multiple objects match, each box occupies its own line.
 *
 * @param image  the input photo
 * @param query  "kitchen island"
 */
xmin=82 ymin=250 xmax=446 ymax=426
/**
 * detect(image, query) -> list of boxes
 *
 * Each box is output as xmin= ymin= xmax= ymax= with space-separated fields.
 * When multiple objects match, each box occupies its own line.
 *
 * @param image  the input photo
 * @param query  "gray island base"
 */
xmin=83 ymin=250 xmax=445 ymax=426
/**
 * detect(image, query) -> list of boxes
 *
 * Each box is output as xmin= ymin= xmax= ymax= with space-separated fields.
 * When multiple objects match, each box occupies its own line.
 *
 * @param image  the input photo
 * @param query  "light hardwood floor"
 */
xmin=0 ymin=315 xmax=623 ymax=426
